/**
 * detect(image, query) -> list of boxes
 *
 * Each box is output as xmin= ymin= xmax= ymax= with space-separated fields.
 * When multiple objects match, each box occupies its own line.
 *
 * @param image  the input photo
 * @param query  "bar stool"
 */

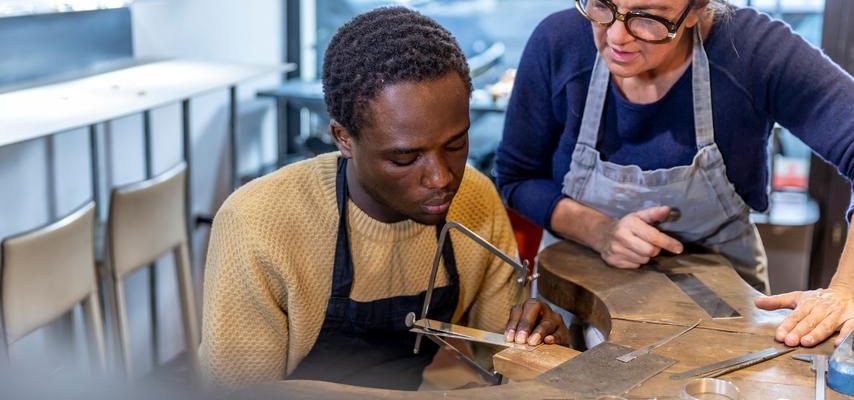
xmin=0 ymin=202 xmax=106 ymax=373
xmin=104 ymin=162 xmax=198 ymax=379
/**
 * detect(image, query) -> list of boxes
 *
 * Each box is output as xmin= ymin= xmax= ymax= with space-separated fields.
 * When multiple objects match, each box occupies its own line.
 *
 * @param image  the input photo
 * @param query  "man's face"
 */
xmin=335 ymin=72 xmax=470 ymax=225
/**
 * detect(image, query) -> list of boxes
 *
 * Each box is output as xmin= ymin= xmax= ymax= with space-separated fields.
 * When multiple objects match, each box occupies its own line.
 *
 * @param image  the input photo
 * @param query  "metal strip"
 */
xmin=617 ymin=320 xmax=701 ymax=363
xmin=411 ymin=317 xmax=517 ymax=348
xmin=666 ymin=273 xmax=740 ymax=319
xmin=142 ymin=109 xmax=159 ymax=367
xmin=181 ymin=99 xmax=193 ymax=266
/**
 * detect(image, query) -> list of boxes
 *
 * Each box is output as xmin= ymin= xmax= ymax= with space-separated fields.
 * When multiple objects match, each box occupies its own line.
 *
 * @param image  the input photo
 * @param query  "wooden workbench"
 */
xmin=235 ymin=240 xmax=847 ymax=399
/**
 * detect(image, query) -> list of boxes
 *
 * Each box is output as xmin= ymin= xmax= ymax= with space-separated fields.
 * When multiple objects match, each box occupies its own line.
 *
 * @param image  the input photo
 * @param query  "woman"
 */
xmin=497 ymin=0 xmax=854 ymax=347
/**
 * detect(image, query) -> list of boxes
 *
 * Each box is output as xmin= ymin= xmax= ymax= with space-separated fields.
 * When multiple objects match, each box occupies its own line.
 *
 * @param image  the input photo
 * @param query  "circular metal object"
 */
xmin=680 ymin=378 xmax=740 ymax=400
xmin=596 ymin=396 xmax=628 ymax=400
xmin=405 ymin=312 xmax=416 ymax=328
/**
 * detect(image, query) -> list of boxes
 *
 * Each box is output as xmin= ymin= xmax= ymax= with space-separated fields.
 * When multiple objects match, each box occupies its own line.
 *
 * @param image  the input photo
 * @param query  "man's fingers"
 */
xmin=514 ymin=300 xmax=542 ymax=344
xmin=504 ymin=304 xmax=523 ymax=341
xmin=756 ymin=291 xmax=801 ymax=311
xmin=529 ymin=317 xmax=557 ymax=346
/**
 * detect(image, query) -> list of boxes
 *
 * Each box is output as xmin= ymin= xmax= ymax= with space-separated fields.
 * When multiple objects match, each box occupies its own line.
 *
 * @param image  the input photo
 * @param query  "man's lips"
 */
xmin=422 ymin=193 xmax=455 ymax=214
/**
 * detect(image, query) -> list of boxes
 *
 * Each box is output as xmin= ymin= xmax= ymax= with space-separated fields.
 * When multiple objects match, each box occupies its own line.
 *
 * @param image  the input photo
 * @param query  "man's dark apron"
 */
xmin=287 ymin=158 xmax=460 ymax=390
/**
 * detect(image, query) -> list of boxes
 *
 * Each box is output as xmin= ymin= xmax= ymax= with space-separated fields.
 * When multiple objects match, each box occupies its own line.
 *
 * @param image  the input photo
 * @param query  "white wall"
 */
xmin=1 ymin=0 xmax=285 ymax=378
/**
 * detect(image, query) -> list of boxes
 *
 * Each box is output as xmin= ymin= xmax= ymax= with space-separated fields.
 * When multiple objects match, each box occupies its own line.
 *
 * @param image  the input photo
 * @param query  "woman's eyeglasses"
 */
xmin=575 ymin=0 xmax=696 ymax=44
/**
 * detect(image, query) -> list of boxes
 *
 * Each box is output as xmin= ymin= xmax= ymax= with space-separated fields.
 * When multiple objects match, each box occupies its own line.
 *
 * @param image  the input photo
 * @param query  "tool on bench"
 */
xmin=792 ymin=353 xmax=828 ymax=400
xmin=670 ymin=347 xmax=795 ymax=380
xmin=617 ymin=320 xmax=702 ymax=363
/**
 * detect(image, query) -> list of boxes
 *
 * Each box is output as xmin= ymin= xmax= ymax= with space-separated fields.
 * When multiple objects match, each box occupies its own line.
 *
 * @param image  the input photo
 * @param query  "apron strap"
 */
xmin=576 ymin=55 xmax=611 ymax=148
xmin=578 ymin=24 xmax=716 ymax=150
xmin=691 ymin=23 xmax=715 ymax=149
xmin=330 ymin=157 xmax=354 ymax=299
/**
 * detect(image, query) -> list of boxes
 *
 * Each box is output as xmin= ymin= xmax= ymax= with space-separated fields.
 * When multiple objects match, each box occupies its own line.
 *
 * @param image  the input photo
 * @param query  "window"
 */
xmin=0 ymin=0 xmax=132 ymax=17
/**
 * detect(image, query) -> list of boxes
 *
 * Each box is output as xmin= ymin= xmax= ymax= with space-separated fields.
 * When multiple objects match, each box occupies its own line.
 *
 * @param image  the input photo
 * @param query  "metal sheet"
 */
xmin=666 ymin=273 xmax=741 ymax=319
xmin=410 ymin=318 xmax=527 ymax=349
xmin=537 ymin=342 xmax=675 ymax=397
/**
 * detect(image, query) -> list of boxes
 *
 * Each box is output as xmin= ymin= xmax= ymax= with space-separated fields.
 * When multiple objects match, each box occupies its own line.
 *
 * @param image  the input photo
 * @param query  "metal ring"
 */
xmin=680 ymin=378 xmax=740 ymax=400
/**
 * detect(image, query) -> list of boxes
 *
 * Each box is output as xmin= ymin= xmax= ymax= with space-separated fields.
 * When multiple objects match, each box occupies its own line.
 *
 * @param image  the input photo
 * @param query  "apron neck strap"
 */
xmin=576 ymin=23 xmax=716 ymax=150
xmin=691 ymin=23 xmax=715 ymax=148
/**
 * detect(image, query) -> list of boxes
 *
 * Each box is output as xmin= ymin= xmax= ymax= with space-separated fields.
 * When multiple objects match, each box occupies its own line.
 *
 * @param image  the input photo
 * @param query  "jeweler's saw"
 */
xmin=408 ymin=221 xmax=539 ymax=383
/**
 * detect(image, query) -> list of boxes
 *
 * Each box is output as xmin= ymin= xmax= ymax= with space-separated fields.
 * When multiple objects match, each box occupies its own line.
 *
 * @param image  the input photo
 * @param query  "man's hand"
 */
xmin=755 ymin=286 xmax=854 ymax=346
xmin=595 ymin=206 xmax=684 ymax=269
xmin=503 ymin=299 xmax=570 ymax=346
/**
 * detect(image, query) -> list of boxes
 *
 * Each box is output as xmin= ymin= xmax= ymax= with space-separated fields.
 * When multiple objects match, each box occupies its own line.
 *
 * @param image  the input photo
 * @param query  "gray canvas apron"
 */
xmin=543 ymin=26 xmax=769 ymax=294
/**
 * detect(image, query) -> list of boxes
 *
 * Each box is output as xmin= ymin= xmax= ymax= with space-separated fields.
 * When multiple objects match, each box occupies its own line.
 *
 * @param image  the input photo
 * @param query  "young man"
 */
xmin=199 ymin=7 xmax=567 ymax=390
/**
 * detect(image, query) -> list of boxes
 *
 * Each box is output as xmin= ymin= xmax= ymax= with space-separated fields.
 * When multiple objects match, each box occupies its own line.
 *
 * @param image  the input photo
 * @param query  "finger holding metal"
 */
xmin=617 ymin=320 xmax=701 ymax=363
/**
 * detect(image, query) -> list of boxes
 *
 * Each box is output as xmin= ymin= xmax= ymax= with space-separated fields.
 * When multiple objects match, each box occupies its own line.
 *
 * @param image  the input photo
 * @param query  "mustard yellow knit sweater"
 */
xmin=199 ymin=153 xmax=523 ymax=388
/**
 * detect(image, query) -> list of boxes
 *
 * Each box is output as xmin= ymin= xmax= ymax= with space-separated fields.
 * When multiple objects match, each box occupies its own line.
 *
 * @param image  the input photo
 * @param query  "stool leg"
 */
xmin=83 ymin=292 xmax=107 ymax=375
xmin=174 ymin=244 xmax=199 ymax=382
xmin=113 ymin=277 xmax=133 ymax=379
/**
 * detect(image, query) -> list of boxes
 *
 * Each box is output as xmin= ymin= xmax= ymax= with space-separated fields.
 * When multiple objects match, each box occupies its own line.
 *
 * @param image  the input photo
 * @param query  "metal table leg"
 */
xmin=142 ymin=110 xmax=159 ymax=368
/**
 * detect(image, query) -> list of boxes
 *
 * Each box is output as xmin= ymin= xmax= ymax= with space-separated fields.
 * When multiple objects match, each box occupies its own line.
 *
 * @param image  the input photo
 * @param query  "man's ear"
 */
xmin=330 ymin=120 xmax=354 ymax=158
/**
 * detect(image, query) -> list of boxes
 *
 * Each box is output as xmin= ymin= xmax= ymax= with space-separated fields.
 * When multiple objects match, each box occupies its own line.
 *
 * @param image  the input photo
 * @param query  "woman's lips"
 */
xmin=609 ymin=47 xmax=640 ymax=63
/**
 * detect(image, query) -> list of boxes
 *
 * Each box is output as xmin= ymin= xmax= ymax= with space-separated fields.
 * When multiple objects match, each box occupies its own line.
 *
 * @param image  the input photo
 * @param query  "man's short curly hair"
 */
xmin=322 ymin=7 xmax=472 ymax=138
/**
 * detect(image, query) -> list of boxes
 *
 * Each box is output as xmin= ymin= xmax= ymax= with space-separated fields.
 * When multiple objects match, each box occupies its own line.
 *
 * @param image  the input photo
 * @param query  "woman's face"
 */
xmin=590 ymin=0 xmax=704 ymax=79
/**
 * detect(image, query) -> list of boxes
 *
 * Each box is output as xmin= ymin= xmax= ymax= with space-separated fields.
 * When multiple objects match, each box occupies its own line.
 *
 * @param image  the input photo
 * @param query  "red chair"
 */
xmin=506 ymin=207 xmax=543 ymax=273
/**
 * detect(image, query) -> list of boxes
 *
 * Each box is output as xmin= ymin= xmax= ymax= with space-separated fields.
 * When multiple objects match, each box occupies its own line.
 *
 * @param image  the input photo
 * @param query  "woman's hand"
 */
xmin=504 ymin=299 xmax=570 ymax=346
xmin=755 ymin=285 xmax=854 ymax=346
xmin=595 ymin=206 xmax=684 ymax=269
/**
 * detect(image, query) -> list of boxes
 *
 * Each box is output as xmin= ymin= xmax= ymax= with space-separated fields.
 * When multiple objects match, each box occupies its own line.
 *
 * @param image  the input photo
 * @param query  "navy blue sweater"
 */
xmin=496 ymin=7 xmax=854 ymax=232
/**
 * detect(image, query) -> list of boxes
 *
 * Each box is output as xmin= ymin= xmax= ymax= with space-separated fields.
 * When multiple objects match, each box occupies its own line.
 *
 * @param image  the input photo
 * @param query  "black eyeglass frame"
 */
xmin=575 ymin=0 xmax=697 ymax=44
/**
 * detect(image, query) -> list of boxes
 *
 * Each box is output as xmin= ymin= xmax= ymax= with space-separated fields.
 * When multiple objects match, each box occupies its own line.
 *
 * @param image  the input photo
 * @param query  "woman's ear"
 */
xmin=685 ymin=2 xmax=710 ymax=29
xmin=330 ymin=120 xmax=354 ymax=158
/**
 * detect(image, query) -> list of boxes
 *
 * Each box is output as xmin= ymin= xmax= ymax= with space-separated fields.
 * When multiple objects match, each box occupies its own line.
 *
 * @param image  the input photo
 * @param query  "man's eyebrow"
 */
xmin=387 ymin=125 xmax=470 ymax=155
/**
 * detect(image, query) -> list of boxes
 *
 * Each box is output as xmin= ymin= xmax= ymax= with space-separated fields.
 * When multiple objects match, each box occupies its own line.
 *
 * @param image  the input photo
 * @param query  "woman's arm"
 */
xmin=550 ymin=197 xmax=683 ymax=269
xmin=756 ymin=224 xmax=854 ymax=346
